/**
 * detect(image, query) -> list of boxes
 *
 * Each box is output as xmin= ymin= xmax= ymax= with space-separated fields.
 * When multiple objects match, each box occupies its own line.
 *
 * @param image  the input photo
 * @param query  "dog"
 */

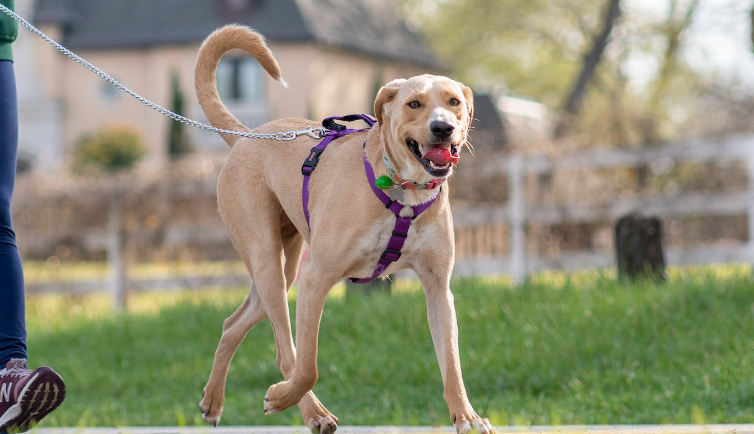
xmin=195 ymin=25 xmax=496 ymax=434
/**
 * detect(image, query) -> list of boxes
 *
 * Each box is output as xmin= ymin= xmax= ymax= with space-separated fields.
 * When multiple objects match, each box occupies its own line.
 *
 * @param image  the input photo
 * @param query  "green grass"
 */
xmin=24 ymin=260 xmax=247 ymax=284
xmin=25 ymin=265 xmax=754 ymax=428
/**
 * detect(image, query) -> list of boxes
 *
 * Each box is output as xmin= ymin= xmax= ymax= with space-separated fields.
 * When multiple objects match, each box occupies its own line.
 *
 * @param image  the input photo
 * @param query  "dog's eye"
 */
xmin=407 ymin=101 xmax=421 ymax=109
xmin=449 ymin=98 xmax=461 ymax=106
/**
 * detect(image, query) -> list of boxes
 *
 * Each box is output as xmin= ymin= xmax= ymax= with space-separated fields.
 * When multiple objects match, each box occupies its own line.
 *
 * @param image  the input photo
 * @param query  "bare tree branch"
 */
xmin=642 ymin=0 xmax=701 ymax=144
xmin=554 ymin=0 xmax=622 ymax=139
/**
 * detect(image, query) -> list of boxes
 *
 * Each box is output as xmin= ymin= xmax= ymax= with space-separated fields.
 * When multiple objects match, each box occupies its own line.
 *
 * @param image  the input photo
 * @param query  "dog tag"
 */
xmin=389 ymin=188 xmax=404 ymax=202
xmin=375 ymin=175 xmax=394 ymax=189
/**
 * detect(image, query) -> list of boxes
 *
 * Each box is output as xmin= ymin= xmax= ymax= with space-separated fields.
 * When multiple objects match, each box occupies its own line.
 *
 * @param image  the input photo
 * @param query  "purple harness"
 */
xmin=301 ymin=114 xmax=441 ymax=284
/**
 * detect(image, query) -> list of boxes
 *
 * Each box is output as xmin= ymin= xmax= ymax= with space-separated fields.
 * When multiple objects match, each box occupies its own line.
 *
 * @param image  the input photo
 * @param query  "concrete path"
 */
xmin=28 ymin=425 xmax=754 ymax=434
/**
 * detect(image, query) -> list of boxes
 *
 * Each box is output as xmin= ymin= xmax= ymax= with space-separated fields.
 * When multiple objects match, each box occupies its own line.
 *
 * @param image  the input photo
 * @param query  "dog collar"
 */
xmin=378 ymin=152 xmax=445 ymax=191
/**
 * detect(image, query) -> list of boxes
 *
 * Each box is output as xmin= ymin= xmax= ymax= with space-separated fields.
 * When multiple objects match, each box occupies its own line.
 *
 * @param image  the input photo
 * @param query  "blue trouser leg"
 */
xmin=0 ymin=60 xmax=27 ymax=366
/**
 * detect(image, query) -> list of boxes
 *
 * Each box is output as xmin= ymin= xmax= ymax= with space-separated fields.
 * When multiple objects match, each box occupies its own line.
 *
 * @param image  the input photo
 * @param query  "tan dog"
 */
xmin=195 ymin=25 xmax=496 ymax=434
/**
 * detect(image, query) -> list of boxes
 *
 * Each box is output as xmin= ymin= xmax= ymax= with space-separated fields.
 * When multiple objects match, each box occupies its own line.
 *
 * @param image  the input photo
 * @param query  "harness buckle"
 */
xmin=381 ymin=249 xmax=402 ymax=262
xmin=301 ymin=147 xmax=325 ymax=175
xmin=392 ymin=230 xmax=408 ymax=238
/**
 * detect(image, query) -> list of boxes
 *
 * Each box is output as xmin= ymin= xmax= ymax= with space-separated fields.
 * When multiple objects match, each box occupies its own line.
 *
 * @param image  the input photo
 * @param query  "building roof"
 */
xmin=33 ymin=0 xmax=443 ymax=69
xmin=469 ymin=93 xmax=507 ymax=149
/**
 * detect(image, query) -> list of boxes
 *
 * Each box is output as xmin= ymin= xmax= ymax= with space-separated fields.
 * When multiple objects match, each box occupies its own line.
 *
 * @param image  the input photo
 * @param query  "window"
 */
xmin=216 ymin=57 xmax=265 ymax=104
xmin=101 ymin=81 xmax=119 ymax=102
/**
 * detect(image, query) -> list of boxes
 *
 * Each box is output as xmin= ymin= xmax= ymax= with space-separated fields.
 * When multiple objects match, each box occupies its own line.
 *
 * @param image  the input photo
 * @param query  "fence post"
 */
xmin=508 ymin=154 xmax=527 ymax=284
xmin=108 ymin=196 xmax=127 ymax=311
xmin=746 ymin=149 xmax=754 ymax=263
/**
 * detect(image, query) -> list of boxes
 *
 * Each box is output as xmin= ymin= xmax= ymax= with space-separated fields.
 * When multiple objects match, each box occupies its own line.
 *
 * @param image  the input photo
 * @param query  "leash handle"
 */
xmin=322 ymin=114 xmax=376 ymax=131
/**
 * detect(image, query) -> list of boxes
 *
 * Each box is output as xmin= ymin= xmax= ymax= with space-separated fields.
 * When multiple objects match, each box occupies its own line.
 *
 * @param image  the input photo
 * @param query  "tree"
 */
xmin=641 ymin=0 xmax=701 ymax=144
xmin=555 ymin=0 xmax=623 ymax=138
xmin=394 ymin=0 xmax=635 ymax=139
xmin=395 ymin=0 xmax=607 ymax=107
xmin=394 ymin=0 xmax=725 ymax=147
xmin=167 ymin=71 xmax=191 ymax=158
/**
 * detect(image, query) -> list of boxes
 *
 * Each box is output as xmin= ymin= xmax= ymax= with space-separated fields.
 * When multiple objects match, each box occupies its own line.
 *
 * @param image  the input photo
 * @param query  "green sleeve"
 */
xmin=0 ymin=0 xmax=17 ymax=62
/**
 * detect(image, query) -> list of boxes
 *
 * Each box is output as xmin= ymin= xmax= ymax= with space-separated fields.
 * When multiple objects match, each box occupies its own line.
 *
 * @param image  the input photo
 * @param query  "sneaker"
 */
xmin=0 ymin=359 xmax=66 ymax=433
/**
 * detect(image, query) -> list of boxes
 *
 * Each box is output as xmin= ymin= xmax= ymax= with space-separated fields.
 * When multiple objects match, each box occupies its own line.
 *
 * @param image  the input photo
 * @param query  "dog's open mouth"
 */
xmin=406 ymin=138 xmax=458 ymax=177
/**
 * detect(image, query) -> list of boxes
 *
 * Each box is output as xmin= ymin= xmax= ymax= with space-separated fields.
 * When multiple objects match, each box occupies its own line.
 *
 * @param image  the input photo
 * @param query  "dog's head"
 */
xmin=374 ymin=74 xmax=474 ymax=182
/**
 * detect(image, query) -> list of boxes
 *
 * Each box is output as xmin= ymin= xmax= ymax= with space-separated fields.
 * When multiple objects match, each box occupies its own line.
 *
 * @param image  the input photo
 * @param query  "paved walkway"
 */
xmin=28 ymin=425 xmax=754 ymax=434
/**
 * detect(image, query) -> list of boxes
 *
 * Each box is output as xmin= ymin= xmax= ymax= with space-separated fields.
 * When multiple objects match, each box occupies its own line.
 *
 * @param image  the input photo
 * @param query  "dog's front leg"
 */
xmin=416 ymin=267 xmax=497 ymax=434
xmin=264 ymin=265 xmax=335 ymax=417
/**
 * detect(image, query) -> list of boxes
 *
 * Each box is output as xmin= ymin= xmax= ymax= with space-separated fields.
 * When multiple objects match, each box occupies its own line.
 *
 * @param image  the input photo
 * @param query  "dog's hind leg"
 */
xmin=281 ymin=233 xmax=339 ymax=434
xmin=200 ymin=186 xmax=288 ymax=427
xmin=245 ymin=233 xmax=304 ymax=414
xmin=200 ymin=281 xmax=267 ymax=426
xmin=263 ymin=261 xmax=339 ymax=427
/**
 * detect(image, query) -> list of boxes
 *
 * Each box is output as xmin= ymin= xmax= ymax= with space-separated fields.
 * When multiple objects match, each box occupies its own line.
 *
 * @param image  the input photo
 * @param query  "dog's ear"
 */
xmin=461 ymin=84 xmax=474 ymax=130
xmin=374 ymin=79 xmax=406 ymax=124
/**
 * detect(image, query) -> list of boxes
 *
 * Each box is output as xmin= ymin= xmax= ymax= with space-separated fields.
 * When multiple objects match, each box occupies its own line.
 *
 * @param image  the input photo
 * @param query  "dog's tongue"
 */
xmin=422 ymin=148 xmax=459 ymax=165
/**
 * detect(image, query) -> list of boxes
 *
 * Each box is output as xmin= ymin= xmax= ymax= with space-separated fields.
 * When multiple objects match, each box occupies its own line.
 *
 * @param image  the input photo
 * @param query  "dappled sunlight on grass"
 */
xmin=391 ymin=277 xmax=423 ymax=294
xmin=667 ymin=262 xmax=752 ymax=282
xmin=24 ymin=260 xmax=110 ymax=283
xmin=27 ymin=286 xmax=249 ymax=324
xmin=27 ymin=278 xmax=347 ymax=324
xmin=24 ymin=260 xmax=248 ymax=283
xmin=26 ymin=262 xmax=754 ymax=326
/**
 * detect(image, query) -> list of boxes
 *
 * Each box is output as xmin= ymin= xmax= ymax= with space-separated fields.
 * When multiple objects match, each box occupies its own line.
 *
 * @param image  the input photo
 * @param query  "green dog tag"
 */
xmin=375 ymin=176 xmax=394 ymax=189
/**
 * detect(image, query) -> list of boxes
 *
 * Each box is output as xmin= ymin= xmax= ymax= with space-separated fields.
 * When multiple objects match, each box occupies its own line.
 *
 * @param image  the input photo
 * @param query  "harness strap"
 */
xmin=323 ymin=114 xmax=376 ymax=132
xmin=301 ymin=113 xmax=439 ymax=285
xmin=349 ymin=147 xmax=440 ymax=284
xmin=302 ymin=115 xmax=376 ymax=226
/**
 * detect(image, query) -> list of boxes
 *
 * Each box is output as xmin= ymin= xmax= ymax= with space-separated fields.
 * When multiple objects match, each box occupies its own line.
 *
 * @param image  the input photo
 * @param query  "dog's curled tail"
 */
xmin=195 ymin=25 xmax=287 ymax=147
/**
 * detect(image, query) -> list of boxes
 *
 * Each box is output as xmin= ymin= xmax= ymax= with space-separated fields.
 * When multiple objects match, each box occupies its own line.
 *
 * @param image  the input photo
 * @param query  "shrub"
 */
xmin=73 ymin=125 xmax=147 ymax=174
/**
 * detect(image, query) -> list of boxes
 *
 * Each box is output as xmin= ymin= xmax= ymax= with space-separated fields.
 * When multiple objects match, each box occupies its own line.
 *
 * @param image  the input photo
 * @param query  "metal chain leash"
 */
xmin=0 ymin=4 xmax=327 ymax=141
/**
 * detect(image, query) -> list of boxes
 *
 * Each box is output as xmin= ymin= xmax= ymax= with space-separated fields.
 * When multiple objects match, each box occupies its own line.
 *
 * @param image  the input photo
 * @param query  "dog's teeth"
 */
xmin=428 ymin=160 xmax=450 ymax=169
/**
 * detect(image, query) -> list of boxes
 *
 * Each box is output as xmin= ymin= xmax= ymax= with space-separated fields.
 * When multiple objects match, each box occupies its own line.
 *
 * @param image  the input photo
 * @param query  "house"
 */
xmin=16 ymin=0 xmax=445 ymax=171
xmin=468 ymin=94 xmax=507 ymax=152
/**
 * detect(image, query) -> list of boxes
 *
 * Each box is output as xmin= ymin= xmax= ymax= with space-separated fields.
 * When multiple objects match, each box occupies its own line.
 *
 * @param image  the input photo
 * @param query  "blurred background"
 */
xmin=7 ymin=0 xmax=754 ymax=428
xmin=8 ymin=0 xmax=754 ymax=304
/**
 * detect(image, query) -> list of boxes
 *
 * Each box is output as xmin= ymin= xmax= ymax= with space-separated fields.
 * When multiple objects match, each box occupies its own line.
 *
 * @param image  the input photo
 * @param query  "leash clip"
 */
xmin=304 ymin=126 xmax=327 ymax=139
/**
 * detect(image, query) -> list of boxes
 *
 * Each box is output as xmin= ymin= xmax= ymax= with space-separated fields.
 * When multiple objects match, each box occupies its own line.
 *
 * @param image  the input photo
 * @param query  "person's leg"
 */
xmin=0 ymin=59 xmax=66 ymax=434
xmin=0 ymin=59 xmax=26 ymax=367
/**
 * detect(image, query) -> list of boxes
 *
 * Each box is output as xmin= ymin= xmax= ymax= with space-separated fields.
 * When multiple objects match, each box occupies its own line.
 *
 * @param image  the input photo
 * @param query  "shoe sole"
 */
xmin=0 ymin=367 xmax=66 ymax=433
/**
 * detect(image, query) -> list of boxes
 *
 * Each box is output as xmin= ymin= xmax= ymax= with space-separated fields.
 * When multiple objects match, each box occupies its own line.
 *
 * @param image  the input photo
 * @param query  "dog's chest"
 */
xmin=347 ymin=213 xmax=431 ymax=279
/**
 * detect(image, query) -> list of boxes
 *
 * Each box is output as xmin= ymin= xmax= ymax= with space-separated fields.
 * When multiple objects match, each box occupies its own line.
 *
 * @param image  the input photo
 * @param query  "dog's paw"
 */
xmin=199 ymin=387 xmax=224 ymax=427
xmin=452 ymin=413 xmax=497 ymax=434
xmin=299 ymin=394 xmax=339 ymax=434
xmin=263 ymin=380 xmax=306 ymax=415
xmin=307 ymin=415 xmax=338 ymax=434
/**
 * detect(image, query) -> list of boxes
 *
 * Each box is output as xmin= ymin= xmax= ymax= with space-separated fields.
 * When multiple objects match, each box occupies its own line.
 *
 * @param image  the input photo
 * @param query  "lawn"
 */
xmin=24 ymin=265 xmax=754 ymax=428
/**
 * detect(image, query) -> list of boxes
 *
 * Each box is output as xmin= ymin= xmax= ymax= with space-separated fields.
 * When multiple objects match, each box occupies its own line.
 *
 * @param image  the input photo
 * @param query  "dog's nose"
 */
xmin=430 ymin=121 xmax=455 ymax=137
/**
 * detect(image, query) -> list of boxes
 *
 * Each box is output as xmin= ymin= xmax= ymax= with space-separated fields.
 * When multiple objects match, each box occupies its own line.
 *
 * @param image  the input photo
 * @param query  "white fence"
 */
xmin=451 ymin=134 xmax=754 ymax=282
xmin=24 ymin=134 xmax=754 ymax=304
